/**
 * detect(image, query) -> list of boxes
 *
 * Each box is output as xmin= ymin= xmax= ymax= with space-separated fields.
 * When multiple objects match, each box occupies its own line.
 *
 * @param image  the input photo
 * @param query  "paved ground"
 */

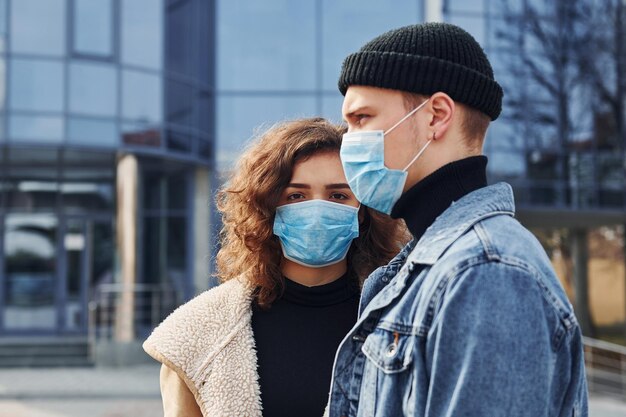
xmin=0 ymin=365 xmax=625 ymax=416
xmin=0 ymin=365 xmax=162 ymax=417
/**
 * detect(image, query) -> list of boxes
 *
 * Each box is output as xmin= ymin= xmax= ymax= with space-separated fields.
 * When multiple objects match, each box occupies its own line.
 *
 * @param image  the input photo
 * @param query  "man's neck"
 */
xmin=391 ymin=156 xmax=488 ymax=241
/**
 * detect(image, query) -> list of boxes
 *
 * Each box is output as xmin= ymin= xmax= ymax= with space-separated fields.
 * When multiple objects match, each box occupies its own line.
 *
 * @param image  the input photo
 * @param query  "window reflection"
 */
xmin=10 ymin=59 xmax=64 ymax=112
xmin=166 ymin=0 xmax=193 ymax=77
xmin=216 ymin=96 xmax=316 ymax=169
xmin=0 ymin=0 xmax=7 ymax=53
xmin=3 ymin=214 xmax=58 ymax=330
xmin=73 ymin=0 xmax=114 ymax=57
xmin=68 ymin=117 xmax=118 ymax=147
xmin=6 ymin=180 xmax=59 ymax=211
xmin=217 ymin=0 xmax=316 ymax=90
xmin=61 ymin=182 xmax=114 ymax=213
xmin=9 ymin=115 xmax=64 ymax=143
xmin=321 ymin=0 xmax=421 ymax=90
xmin=69 ymin=62 xmax=117 ymax=117
xmin=10 ymin=0 xmax=65 ymax=56
xmin=121 ymin=122 xmax=161 ymax=147
xmin=122 ymin=70 xmax=162 ymax=123
xmin=166 ymin=129 xmax=192 ymax=153
xmin=166 ymin=80 xmax=193 ymax=127
xmin=121 ymin=0 xmax=163 ymax=69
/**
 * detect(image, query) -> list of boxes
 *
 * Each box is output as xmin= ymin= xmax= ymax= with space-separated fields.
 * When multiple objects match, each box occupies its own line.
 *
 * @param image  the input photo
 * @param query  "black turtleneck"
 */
xmin=251 ymin=272 xmax=359 ymax=417
xmin=391 ymin=156 xmax=488 ymax=240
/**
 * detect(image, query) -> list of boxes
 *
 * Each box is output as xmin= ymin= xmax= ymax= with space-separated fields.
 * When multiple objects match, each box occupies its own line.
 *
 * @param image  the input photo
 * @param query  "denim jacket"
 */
xmin=328 ymin=182 xmax=588 ymax=417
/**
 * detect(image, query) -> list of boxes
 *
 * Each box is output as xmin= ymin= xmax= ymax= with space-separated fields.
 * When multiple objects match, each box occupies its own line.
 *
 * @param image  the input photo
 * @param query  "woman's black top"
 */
xmin=251 ymin=272 xmax=360 ymax=417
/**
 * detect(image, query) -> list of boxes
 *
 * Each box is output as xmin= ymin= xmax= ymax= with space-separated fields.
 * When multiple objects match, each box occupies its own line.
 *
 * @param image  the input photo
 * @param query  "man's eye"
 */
xmin=355 ymin=114 xmax=370 ymax=123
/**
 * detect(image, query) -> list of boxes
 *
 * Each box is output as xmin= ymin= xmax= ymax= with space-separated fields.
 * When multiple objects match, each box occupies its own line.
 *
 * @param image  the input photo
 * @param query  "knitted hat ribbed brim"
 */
xmin=338 ymin=23 xmax=503 ymax=121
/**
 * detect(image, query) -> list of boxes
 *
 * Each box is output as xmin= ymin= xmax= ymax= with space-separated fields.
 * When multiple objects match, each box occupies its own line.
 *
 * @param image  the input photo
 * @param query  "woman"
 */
xmin=143 ymin=118 xmax=407 ymax=417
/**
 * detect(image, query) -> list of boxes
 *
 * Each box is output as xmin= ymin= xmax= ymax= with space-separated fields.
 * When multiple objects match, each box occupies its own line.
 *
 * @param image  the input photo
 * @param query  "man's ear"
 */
xmin=427 ymin=92 xmax=455 ymax=139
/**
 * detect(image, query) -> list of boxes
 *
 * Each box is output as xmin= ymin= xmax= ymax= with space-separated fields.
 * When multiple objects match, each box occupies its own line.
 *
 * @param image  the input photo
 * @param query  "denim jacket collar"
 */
xmin=407 ymin=182 xmax=515 ymax=266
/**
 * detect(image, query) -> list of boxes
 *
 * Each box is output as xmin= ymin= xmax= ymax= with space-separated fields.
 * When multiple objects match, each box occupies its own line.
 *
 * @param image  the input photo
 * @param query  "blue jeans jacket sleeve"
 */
xmin=424 ymin=261 xmax=587 ymax=416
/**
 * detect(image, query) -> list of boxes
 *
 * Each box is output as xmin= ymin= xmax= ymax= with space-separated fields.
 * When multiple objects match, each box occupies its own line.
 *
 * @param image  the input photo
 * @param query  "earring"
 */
xmin=432 ymin=131 xmax=437 ymax=141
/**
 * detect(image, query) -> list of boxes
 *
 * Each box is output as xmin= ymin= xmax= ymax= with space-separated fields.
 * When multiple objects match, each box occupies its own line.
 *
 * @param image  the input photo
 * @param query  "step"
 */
xmin=0 ymin=336 xmax=93 ymax=368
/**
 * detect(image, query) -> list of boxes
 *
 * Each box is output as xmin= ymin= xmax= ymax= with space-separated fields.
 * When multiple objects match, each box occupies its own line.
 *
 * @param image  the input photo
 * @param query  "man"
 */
xmin=328 ymin=22 xmax=588 ymax=416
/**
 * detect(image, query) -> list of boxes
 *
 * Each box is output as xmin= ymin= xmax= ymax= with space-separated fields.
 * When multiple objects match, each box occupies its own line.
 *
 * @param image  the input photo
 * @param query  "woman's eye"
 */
xmin=330 ymin=192 xmax=348 ymax=200
xmin=287 ymin=193 xmax=305 ymax=201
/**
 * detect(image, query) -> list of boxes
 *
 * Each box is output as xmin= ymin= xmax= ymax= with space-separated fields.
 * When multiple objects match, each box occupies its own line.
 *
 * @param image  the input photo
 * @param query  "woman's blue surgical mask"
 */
xmin=340 ymin=99 xmax=431 ymax=215
xmin=273 ymin=199 xmax=359 ymax=268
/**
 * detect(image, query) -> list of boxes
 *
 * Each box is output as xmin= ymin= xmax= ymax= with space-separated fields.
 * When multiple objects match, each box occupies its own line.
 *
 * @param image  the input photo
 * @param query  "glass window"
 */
xmin=198 ymin=139 xmax=212 ymax=160
xmin=121 ymin=0 xmax=163 ymax=69
xmin=143 ymin=171 xmax=187 ymax=211
xmin=68 ymin=117 xmax=118 ymax=147
xmin=90 ymin=220 xmax=115 ymax=292
xmin=321 ymin=0 xmax=422 ymax=90
xmin=7 ymin=147 xmax=59 ymax=165
xmin=0 ymin=58 xmax=6 ymax=112
xmin=166 ymin=129 xmax=192 ymax=153
xmin=122 ymin=70 xmax=163 ymax=123
xmin=216 ymin=95 xmax=316 ymax=170
xmin=487 ymin=150 xmax=526 ymax=177
xmin=5 ymin=180 xmax=59 ymax=210
xmin=73 ymin=0 xmax=114 ymax=57
xmin=121 ymin=122 xmax=161 ymax=147
xmin=448 ymin=14 xmax=485 ymax=45
xmin=217 ymin=0 xmax=316 ymax=91
xmin=61 ymin=181 xmax=114 ymax=213
xmin=10 ymin=59 xmax=65 ymax=112
xmin=142 ymin=215 xmax=187 ymax=292
xmin=321 ymin=95 xmax=345 ymax=125
xmin=9 ymin=115 xmax=64 ymax=143
xmin=3 ymin=214 xmax=58 ymax=330
xmin=195 ymin=90 xmax=213 ymax=134
xmin=0 ymin=0 xmax=7 ymax=53
xmin=69 ymin=62 xmax=117 ymax=117
xmin=10 ymin=0 xmax=66 ymax=56
xmin=166 ymin=80 xmax=193 ymax=127
xmin=166 ymin=0 xmax=193 ymax=77
xmin=447 ymin=0 xmax=485 ymax=14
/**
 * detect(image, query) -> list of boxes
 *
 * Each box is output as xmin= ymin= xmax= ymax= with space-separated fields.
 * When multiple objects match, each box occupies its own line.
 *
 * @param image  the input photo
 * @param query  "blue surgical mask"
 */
xmin=273 ymin=199 xmax=359 ymax=268
xmin=340 ymin=99 xmax=431 ymax=215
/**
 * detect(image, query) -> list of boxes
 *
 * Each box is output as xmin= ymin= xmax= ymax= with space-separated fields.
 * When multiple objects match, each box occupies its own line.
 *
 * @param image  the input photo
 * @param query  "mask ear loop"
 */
xmin=402 ymin=138 xmax=432 ymax=172
xmin=384 ymin=98 xmax=430 ymax=136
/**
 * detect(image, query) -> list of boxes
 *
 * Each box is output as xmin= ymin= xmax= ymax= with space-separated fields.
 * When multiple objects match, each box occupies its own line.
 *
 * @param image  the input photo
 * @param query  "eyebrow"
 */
xmin=344 ymin=105 xmax=373 ymax=119
xmin=325 ymin=183 xmax=350 ymax=190
xmin=285 ymin=183 xmax=350 ymax=190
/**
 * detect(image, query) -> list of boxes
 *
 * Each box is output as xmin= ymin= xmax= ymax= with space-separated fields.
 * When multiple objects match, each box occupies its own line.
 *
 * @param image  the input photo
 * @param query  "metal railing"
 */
xmin=85 ymin=286 xmax=626 ymax=401
xmin=584 ymin=336 xmax=626 ymax=399
xmin=87 ymin=283 xmax=182 ymax=359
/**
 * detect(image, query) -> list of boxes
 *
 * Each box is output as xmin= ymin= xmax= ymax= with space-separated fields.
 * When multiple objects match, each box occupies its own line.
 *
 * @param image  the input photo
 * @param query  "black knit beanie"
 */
xmin=338 ymin=22 xmax=503 ymax=120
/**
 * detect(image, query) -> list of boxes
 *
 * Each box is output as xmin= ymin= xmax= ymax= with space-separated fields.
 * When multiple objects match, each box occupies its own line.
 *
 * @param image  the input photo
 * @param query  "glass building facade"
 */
xmin=0 ymin=0 xmax=213 ymax=338
xmin=1 ymin=0 xmax=623 ymax=347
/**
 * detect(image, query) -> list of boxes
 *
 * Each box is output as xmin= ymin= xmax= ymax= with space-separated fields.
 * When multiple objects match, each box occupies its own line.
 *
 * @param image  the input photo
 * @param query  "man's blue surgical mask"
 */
xmin=340 ymin=99 xmax=431 ymax=215
xmin=273 ymin=199 xmax=359 ymax=268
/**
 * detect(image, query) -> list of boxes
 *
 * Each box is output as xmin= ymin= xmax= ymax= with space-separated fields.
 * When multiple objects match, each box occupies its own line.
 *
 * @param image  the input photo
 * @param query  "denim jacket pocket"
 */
xmin=361 ymin=327 xmax=414 ymax=374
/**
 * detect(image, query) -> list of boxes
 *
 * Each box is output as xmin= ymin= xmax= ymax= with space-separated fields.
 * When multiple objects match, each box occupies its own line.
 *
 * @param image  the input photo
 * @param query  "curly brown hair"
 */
xmin=216 ymin=117 xmax=409 ymax=308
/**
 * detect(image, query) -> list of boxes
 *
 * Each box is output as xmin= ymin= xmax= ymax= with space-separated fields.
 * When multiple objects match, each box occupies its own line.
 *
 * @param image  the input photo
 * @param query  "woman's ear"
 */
xmin=358 ymin=206 xmax=366 ymax=224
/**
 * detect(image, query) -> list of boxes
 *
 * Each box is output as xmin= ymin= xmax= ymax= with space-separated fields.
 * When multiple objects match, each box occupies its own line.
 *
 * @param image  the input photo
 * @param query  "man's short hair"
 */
xmin=402 ymin=92 xmax=490 ymax=149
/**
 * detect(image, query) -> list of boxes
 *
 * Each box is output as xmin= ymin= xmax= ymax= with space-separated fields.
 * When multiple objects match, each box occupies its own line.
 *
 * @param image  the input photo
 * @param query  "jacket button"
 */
xmin=381 ymin=276 xmax=389 ymax=283
xmin=385 ymin=343 xmax=398 ymax=357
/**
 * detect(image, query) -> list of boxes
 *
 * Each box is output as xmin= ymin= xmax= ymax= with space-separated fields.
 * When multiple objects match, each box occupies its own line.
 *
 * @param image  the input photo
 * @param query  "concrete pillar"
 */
xmin=114 ymin=154 xmax=138 ymax=342
xmin=571 ymin=228 xmax=594 ymax=336
xmin=425 ymin=0 xmax=443 ymax=22
xmin=193 ymin=167 xmax=211 ymax=295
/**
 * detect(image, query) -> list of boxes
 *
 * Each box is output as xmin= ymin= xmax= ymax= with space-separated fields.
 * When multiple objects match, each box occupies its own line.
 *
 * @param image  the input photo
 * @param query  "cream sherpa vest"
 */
xmin=143 ymin=279 xmax=263 ymax=417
